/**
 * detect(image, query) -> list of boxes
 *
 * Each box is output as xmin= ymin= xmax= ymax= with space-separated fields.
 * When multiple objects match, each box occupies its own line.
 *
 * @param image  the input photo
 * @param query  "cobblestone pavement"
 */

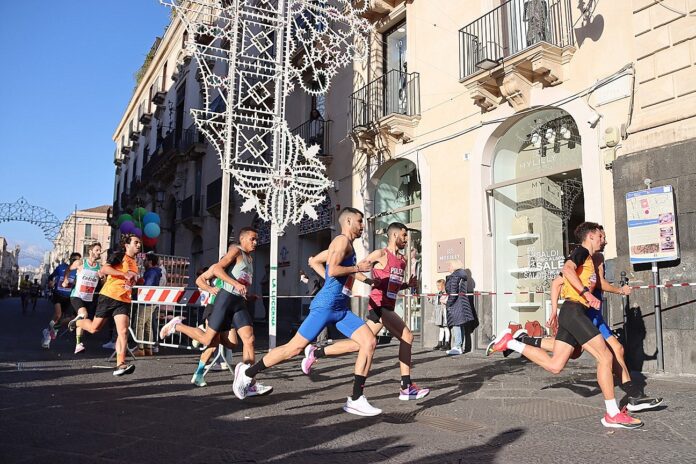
xmin=1 ymin=297 xmax=695 ymax=463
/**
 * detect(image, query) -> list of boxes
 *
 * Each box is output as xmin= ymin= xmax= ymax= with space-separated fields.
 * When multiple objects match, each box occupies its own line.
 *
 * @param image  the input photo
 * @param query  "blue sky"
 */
xmin=0 ymin=1 xmax=170 ymax=266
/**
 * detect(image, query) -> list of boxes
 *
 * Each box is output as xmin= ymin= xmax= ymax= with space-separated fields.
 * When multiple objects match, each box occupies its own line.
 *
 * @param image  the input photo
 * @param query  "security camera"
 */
xmin=588 ymin=113 xmax=601 ymax=128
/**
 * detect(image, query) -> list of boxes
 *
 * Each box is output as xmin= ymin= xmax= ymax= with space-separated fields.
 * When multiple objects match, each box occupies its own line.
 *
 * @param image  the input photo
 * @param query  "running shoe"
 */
xmin=41 ymin=329 xmax=51 ymax=349
xmin=445 ymin=347 xmax=463 ymax=356
xmin=399 ymin=383 xmax=430 ymax=401
xmin=247 ymin=382 xmax=273 ymax=397
xmin=74 ymin=343 xmax=86 ymax=354
xmin=343 ymin=395 xmax=382 ymax=416
xmin=190 ymin=372 xmax=207 ymax=387
xmin=601 ymin=410 xmax=644 ymax=429
xmin=504 ymin=329 xmax=528 ymax=358
xmin=301 ymin=345 xmax=317 ymax=375
xmin=113 ymin=364 xmax=136 ymax=377
xmin=102 ymin=341 xmax=116 ymax=350
xmin=220 ymin=362 xmax=229 ymax=371
xmin=67 ymin=314 xmax=84 ymax=332
xmin=486 ymin=329 xmax=513 ymax=356
xmin=232 ymin=363 xmax=253 ymax=400
xmin=191 ymin=325 xmax=205 ymax=348
xmin=625 ymin=396 xmax=664 ymax=412
xmin=159 ymin=316 xmax=182 ymax=339
xmin=48 ymin=325 xmax=57 ymax=340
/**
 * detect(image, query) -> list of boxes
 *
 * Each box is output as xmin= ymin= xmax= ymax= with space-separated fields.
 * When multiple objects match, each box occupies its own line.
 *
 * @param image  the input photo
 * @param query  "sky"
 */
xmin=0 ymin=1 xmax=171 ymax=266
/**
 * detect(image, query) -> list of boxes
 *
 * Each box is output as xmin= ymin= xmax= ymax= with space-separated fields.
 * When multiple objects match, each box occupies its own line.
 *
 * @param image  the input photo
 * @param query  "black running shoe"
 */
xmin=626 ymin=396 xmax=664 ymax=412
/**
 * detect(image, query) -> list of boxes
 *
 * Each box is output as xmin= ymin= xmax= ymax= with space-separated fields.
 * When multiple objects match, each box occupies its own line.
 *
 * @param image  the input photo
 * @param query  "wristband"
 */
xmin=579 ymin=286 xmax=589 ymax=296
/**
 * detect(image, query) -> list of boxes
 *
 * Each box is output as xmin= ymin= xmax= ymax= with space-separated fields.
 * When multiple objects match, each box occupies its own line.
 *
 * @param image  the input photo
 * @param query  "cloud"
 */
xmin=2 ymin=239 xmax=50 ymax=266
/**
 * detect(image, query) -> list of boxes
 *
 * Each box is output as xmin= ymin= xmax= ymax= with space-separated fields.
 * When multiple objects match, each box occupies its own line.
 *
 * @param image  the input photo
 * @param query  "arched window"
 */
xmin=373 ymin=159 xmax=421 ymax=249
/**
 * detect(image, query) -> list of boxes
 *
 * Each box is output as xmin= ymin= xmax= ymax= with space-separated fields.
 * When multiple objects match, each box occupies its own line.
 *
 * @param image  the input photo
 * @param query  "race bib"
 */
xmin=342 ymin=275 xmax=355 ymax=297
xmin=386 ymin=273 xmax=403 ymax=300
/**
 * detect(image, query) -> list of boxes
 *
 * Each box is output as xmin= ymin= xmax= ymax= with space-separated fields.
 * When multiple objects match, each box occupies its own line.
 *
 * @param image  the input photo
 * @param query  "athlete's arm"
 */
xmin=326 ymin=236 xmax=371 ymax=278
xmin=62 ymin=261 xmax=81 ymax=288
xmin=548 ymin=274 xmax=564 ymax=331
xmin=355 ymin=249 xmax=385 ymax=286
xmin=196 ymin=266 xmax=219 ymax=295
xmin=308 ymin=250 xmax=328 ymax=277
xmin=597 ymin=263 xmax=631 ymax=296
xmin=561 ymin=258 xmax=600 ymax=309
xmin=211 ymin=247 xmax=247 ymax=295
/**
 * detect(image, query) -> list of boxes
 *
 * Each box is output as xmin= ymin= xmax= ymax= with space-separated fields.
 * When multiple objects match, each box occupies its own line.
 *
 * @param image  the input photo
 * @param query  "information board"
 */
xmin=625 ymin=185 xmax=679 ymax=264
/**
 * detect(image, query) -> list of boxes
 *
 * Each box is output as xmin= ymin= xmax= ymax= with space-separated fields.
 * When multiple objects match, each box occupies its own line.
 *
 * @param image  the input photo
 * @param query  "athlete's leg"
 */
xmin=76 ymin=317 xmax=108 ymax=334
xmin=380 ymin=310 xmax=412 ymax=377
xmin=322 ymin=319 xmax=381 ymax=356
xmin=581 ymin=334 xmax=616 ymax=401
xmin=169 ymin=322 xmax=219 ymax=346
xmin=113 ymin=314 xmax=130 ymax=367
xmin=236 ymin=325 xmax=255 ymax=364
xmin=606 ymin=335 xmax=631 ymax=384
xmin=519 ymin=340 xmax=575 ymax=374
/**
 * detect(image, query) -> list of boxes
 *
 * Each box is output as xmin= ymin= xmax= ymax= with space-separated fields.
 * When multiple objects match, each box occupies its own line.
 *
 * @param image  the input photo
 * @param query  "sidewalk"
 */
xmin=1 ymin=297 xmax=695 ymax=463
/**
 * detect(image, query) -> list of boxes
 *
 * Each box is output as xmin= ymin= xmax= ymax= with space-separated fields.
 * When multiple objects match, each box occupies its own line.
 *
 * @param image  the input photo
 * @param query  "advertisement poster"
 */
xmin=625 ymin=186 xmax=679 ymax=264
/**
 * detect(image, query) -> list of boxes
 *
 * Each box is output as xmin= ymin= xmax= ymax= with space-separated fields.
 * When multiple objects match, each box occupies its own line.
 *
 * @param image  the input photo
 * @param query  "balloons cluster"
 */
xmin=118 ymin=208 xmax=161 ymax=249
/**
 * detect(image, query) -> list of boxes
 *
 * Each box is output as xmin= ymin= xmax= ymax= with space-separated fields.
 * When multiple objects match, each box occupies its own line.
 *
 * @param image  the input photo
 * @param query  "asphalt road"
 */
xmin=1 ymin=297 xmax=695 ymax=464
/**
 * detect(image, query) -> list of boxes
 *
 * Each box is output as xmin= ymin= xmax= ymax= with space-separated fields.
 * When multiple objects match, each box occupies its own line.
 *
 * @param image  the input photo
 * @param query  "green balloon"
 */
xmin=133 ymin=207 xmax=147 ymax=222
xmin=134 ymin=220 xmax=144 ymax=231
xmin=117 ymin=214 xmax=133 ymax=226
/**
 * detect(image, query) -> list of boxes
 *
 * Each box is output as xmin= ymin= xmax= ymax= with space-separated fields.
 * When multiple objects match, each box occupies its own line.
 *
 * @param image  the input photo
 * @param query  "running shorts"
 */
xmin=298 ymin=307 xmax=364 ymax=341
xmin=585 ymin=308 xmax=613 ymax=340
xmin=555 ymin=300 xmax=601 ymax=348
xmin=95 ymin=295 xmax=130 ymax=319
xmin=70 ymin=297 xmax=93 ymax=313
xmin=206 ymin=290 xmax=252 ymax=332
xmin=366 ymin=306 xmax=394 ymax=324
xmin=52 ymin=293 xmax=71 ymax=307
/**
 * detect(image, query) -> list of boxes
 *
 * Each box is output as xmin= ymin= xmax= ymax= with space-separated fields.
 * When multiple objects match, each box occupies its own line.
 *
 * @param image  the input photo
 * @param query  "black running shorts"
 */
xmin=95 ymin=295 xmax=130 ymax=319
xmin=52 ymin=293 xmax=71 ymax=307
xmin=206 ymin=289 xmax=252 ymax=332
xmin=555 ymin=300 xmax=601 ymax=348
xmin=366 ymin=306 xmax=394 ymax=324
xmin=70 ymin=297 xmax=93 ymax=313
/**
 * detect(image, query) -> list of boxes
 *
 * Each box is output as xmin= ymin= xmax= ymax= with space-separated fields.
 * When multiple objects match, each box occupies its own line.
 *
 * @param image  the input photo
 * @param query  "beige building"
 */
xmin=50 ymin=206 xmax=112 ymax=265
xmin=347 ymin=0 xmax=696 ymax=373
xmin=0 ymin=237 xmax=20 ymax=294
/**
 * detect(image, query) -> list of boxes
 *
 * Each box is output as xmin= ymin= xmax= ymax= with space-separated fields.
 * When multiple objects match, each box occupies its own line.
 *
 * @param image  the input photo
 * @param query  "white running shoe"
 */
xmin=247 ymin=382 xmax=273 ymax=397
xmin=159 ymin=316 xmax=182 ymax=339
xmin=446 ymin=347 xmax=463 ymax=356
xmin=102 ymin=341 xmax=116 ymax=350
xmin=41 ymin=329 xmax=51 ymax=349
xmin=191 ymin=325 xmax=206 ymax=348
xmin=113 ymin=364 xmax=135 ymax=376
xmin=343 ymin=395 xmax=382 ymax=417
xmin=232 ymin=363 xmax=253 ymax=400
xmin=74 ymin=343 xmax=85 ymax=354
xmin=190 ymin=372 xmax=207 ymax=387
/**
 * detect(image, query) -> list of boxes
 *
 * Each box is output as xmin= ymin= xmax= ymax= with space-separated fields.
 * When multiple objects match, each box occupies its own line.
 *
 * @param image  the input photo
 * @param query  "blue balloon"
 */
xmin=143 ymin=212 xmax=160 ymax=225
xmin=144 ymin=222 xmax=161 ymax=239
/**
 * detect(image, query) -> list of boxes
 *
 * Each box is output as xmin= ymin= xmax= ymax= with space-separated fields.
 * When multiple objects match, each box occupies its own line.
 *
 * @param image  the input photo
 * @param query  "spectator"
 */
xmin=134 ymin=253 xmax=162 ymax=356
xmin=431 ymin=279 xmax=449 ymax=350
xmin=444 ymin=260 xmax=476 ymax=356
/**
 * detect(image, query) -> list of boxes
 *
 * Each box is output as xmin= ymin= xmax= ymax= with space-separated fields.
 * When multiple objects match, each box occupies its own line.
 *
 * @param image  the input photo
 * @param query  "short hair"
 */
xmin=436 ymin=279 xmax=445 ymax=285
xmin=574 ymin=222 xmax=602 ymax=242
xmin=69 ymin=252 xmax=81 ymax=261
xmin=238 ymin=226 xmax=257 ymax=240
xmin=87 ymin=242 xmax=102 ymax=252
xmin=145 ymin=253 xmax=159 ymax=266
xmin=387 ymin=222 xmax=407 ymax=235
xmin=119 ymin=233 xmax=139 ymax=249
xmin=338 ymin=207 xmax=363 ymax=223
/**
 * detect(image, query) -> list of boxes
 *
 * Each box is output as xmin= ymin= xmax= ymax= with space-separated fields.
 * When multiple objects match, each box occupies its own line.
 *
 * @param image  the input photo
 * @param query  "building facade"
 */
xmin=50 ymin=206 xmax=112 ymax=266
xmin=0 ymin=237 xmax=20 ymax=295
xmin=347 ymin=0 xmax=696 ymax=374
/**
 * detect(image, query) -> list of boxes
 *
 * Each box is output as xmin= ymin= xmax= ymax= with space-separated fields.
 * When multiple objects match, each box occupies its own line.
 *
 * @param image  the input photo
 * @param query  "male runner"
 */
xmin=231 ymin=208 xmax=382 ymax=416
xmin=159 ymin=227 xmax=271 ymax=395
xmin=487 ymin=222 xmax=643 ymax=429
xmin=63 ymin=243 xmax=102 ymax=354
xmin=69 ymin=234 xmax=140 ymax=376
xmin=517 ymin=228 xmax=662 ymax=412
xmin=43 ymin=253 xmax=80 ymax=348
xmin=301 ymin=222 xmax=430 ymax=401
xmin=30 ymin=279 xmax=40 ymax=312
xmin=19 ymin=275 xmax=31 ymax=315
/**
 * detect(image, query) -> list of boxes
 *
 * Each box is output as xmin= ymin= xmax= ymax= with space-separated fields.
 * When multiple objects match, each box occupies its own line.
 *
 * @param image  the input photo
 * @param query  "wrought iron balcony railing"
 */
xmin=350 ymin=69 xmax=420 ymax=131
xmin=459 ymin=0 xmax=574 ymax=80
xmin=291 ymin=117 xmax=331 ymax=155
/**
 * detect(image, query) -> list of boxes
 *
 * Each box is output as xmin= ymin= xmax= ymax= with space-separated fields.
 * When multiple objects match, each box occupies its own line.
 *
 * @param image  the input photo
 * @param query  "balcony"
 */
xmin=139 ymin=101 xmax=153 ymax=127
xmin=181 ymin=195 xmax=203 ymax=231
xmin=120 ymin=144 xmax=132 ymax=156
xmin=350 ymin=70 xmax=420 ymax=152
xmin=150 ymin=77 xmax=166 ymax=107
xmin=129 ymin=130 xmax=141 ymax=142
xmin=291 ymin=116 xmax=332 ymax=165
xmin=179 ymin=125 xmax=207 ymax=159
xmin=459 ymin=0 xmax=575 ymax=112
xmin=358 ymin=0 xmax=407 ymax=22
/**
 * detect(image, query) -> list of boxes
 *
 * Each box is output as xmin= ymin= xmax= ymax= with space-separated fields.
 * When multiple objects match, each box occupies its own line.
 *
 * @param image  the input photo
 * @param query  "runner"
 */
xmin=63 ymin=243 xmax=102 ymax=354
xmin=43 ymin=253 xmax=80 ymax=348
xmin=487 ymin=222 xmax=644 ymax=429
xmin=159 ymin=227 xmax=272 ymax=396
xmin=30 ymin=279 xmax=41 ymax=312
xmin=19 ymin=274 xmax=31 ymax=315
xmin=229 ymin=208 xmax=382 ymax=416
xmin=301 ymin=222 xmax=430 ymax=401
xmin=516 ymin=228 xmax=663 ymax=412
xmin=68 ymin=234 xmax=140 ymax=376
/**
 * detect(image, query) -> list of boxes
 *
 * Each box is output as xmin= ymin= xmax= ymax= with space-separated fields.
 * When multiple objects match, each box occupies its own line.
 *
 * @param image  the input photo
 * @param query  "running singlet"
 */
xmin=311 ymin=245 xmax=356 ymax=311
xmin=71 ymin=258 xmax=101 ymax=302
xmin=561 ymin=246 xmax=597 ymax=307
xmin=50 ymin=264 xmax=76 ymax=297
xmin=221 ymin=246 xmax=253 ymax=296
xmin=369 ymin=249 xmax=406 ymax=310
xmin=99 ymin=253 xmax=138 ymax=303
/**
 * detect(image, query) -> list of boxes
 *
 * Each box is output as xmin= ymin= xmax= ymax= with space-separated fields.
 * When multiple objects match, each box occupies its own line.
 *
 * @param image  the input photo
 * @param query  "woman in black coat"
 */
xmin=445 ymin=261 xmax=477 ymax=355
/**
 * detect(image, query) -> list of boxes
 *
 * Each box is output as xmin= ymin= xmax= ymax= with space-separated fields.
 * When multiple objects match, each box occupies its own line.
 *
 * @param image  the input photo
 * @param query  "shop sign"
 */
xmin=437 ymin=238 xmax=465 ymax=273
xmin=626 ymin=186 xmax=679 ymax=264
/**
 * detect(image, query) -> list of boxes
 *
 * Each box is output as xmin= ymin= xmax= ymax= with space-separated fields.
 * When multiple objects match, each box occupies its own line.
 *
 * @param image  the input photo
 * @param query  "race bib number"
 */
xmin=386 ymin=273 xmax=403 ymax=300
xmin=342 ymin=275 xmax=355 ymax=297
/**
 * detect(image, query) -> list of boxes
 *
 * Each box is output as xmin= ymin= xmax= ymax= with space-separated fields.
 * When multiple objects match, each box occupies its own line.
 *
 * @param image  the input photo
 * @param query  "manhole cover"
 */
xmin=504 ymin=399 xmax=600 ymax=422
xmin=383 ymin=410 xmax=485 ymax=433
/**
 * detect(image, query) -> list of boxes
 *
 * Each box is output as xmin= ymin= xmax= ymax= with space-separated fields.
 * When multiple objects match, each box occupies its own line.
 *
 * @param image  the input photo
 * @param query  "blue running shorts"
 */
xmin=298 ymin=307 xmax=364 ymax=341
xmin=586 ymin=308 xmax=612 ymax=340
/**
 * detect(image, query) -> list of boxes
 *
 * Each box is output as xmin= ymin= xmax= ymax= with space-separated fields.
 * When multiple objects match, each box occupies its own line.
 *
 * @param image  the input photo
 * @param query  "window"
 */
xmin=84 ymin=224 xmax=92 ymax=239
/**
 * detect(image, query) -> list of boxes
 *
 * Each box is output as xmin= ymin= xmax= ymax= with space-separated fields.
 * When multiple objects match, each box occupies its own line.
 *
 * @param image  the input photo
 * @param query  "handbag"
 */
xmin=508 ymin=322 xmax=523 ymax=334
xmin=525 ymin=320 xmax=544 ymax=338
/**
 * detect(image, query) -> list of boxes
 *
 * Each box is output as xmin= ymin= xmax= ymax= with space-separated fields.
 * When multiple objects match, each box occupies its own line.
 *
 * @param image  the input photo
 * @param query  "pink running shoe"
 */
xmin=486 ymin=329 xmax=512 ymax=356
xmin=601 ymin=410 xmax=643 ymax=429
xmin=301 ymin=345 xmax=317 ymax=375
xmin=159 ymin=316 xmax=182 ymax=339
xmin=399 ymin=383 xmax=430 ymax=401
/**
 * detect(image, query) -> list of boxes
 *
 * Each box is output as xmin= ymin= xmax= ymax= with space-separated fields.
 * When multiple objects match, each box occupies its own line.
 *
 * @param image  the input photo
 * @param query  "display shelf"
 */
xmin=507 ymin=233 xmax=540 ymax=243
xmin=509 ymin=267 xmax=541 ymax=274
xmin=509 ymin=302 xmax=541 ymax=310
